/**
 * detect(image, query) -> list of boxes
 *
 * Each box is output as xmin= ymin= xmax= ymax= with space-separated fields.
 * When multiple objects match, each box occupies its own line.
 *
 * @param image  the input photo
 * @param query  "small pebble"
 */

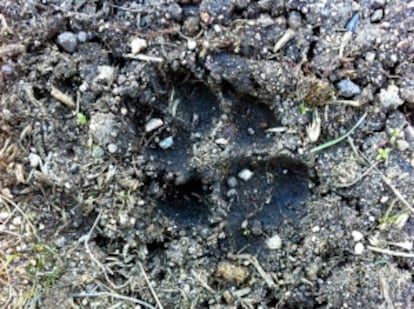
xmin=107 ymin=143 xmax=117 ymax=153
xmin=159 ymin=136 xmax=174 ymax=149
xmin=354 ymin=242 xmax=364 ymax=255
xmin=227 ymin=188 xmax=238 ymax=198
xmin=234 ymin=0 xmax=249 ymax=9
xmin=77 ymin=31 xmax=88 ymax=42
xmin=379 ymin=84 xmax=403 ymax=110
xmin=167 ymin=3 xmax=183 ymax=21
xmin=288 ymin=11 xmax=302 ymax=30
xmin=215 ymin=138 xmax=228 ymax=145
xmin=396 ymin=139 xmax=409 ymax=151
xmin=54 ymin=236 xmax=66 ymax=248
xmin=130 ymin=37 xmax=147 ymax=54
xmin=227 ymin=176 xmax=238 ymax=188
xmin=336 ymin=79 xmax=361 ymax=98
xmin=1 ymin=63 xmax=14 ymax=75
xmin=96 ymin=65 xmax=115 ymax=83
xmin=56 ymin=31 xmax=78 ymax=53
xmin=187 ymin=40 xmax=197 ymax=50
xmin=93 ymin=146 xmax=105 ymax=158
xmin=351 ymin=230 xmax=364 ymax=242
xmin=70 ymin=163 xmax=80 ymax=174
xmin=266 ymin=234 xmax=282 ymax=250
xmin=312 ymin=226 xmax=320 ymax=232
xmin=405 ymin=126 xmax=414 ymax=142
xmin=370 ymin=9 xmax=384 ymax=22
xmin=238 ymin=168 xmax=254 ymax=181
xmin=145 ymin=118 xmax=164 ymax=132
xmin=28 ymin=153 xmax=42 ymax=168
xmin=365 ymin=51 xmax=376 ymax=63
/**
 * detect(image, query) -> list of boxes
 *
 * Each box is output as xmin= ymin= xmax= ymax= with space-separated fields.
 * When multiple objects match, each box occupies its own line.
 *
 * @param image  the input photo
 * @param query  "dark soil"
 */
xmin=1 ymin=1 xmax=413 ymax=308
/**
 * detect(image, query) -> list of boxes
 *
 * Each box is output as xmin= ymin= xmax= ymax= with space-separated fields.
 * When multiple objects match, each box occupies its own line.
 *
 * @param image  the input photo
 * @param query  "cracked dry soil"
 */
xmin=1 ymin=1 xmax=414 ymax=308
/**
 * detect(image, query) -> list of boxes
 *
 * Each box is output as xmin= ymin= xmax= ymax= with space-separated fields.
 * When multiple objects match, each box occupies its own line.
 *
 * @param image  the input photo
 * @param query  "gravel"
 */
xmin=379 ymin=84 xmax=404 ymax=110
xmin=56 ymin=31 xmax=78 ymax=53
xmin=336 ymin=79 xmax=361 ymax=98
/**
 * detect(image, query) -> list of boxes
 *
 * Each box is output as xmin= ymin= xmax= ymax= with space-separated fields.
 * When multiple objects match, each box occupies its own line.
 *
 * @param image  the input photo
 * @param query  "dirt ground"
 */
xmin=1 ymin=1 xmax=414 ymax=308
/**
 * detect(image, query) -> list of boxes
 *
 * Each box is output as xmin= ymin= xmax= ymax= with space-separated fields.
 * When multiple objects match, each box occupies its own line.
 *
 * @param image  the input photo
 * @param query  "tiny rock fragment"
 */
xmin=187 ymin=39 xmax=197 ymax=50
xmin=28 ymin=153 xmax=42 ymax=168
xmin=216 ymin=262 xmax=249 ymax=285
xmin=215 ymin=138 xmax=228 ymax=145
xmin=336 ymin=79 xmax=361 ymax=98
xmin=227 ymin=176 xmax=238 ymax=188
xmin=130 ymin=37 xmax=147 ymax=54
xmin=107 ymin=143 xmax=117 ymax=154
xmin=95 ymin=65 xmax=115 ymax=84
xmin=351 ymin=230 xmax=364 ymax=242
xmin=396 ymin=139 xmax=409 ymax=152
xmin=159 ymin=136 xmax=174 ymax=149
xmin=167 ymin=3 xmax=183 ymax=21
xmin=354 ymin=242 xmax=364 ymax=255
xmin=266 ymin=234 xmax=282 ymax=250
xmin=379 ymin=84 xmax=403 ymax=110
xmin=56 ymin=31 xmax=78 ymax=53
xmin=238 ymin=168 xmax=253 ymax=181
xmin=288 ymin=10 xmax=302 ymax=30
xmin=370 ymin=9 xmax=384 ymax=23
xmin=77 ymin=31 xmax=88 ymax=42
xmin=145 ymin=118 xmax=164 ymax=132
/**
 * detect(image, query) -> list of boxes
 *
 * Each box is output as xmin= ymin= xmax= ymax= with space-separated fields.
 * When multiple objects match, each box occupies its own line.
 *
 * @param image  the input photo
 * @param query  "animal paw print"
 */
xmin=141 ymin=78 xmax=309 ymax=255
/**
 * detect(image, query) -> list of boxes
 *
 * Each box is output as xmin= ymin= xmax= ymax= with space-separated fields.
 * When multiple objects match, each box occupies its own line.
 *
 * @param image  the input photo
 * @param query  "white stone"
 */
xmin=312 ymin=226 xmax=320 ymax=233
xmin=379 ymin=84 xmax=403 ymax=110
xmin=28 ymin=153 xmax=42 ymax=168
xmin=159 ymin=136 xmax=174 ymax=149
xmin=396 ymin=139 xmax=409 ymax=152
xmin=187 ymin=40 xmax=197 ymax=50
xmin=238 ymin=168 xmax=254 ymax=181
xmin=107 ymin=143 xmax=117 ymax=153
xmin=130 ymin=37 xmax=147 ymax=54
xmin=145 ymin=118 xmax=164 ymax=132
xmin=215 ymin=138 xmax=228 ymax=145
xmin=351 ymin=230 xmax=364 ymax=242
xmin=354 ymin=242 xmax=364 ymax=255
xmin=96 ymin=65 xmax=114 ymax=83
xmin=266 ymin=234 xmax=282 ymax=250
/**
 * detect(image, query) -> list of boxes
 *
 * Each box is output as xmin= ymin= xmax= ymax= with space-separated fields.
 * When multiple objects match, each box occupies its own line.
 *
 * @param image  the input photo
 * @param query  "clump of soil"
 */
xmin=1 ymin=1 xmax=413 ymax=308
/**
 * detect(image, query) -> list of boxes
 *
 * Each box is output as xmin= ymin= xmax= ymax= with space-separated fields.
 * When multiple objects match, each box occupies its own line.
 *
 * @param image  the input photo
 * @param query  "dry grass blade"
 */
xmin=367 ymin=246 xmax=414 ymax=258
xmin=70 ymin=291 xmax=157 ymax=309
xmin=138 ymin=262 xmax=164 ymax=309
xmin=311 ymin=113 xmax=367 ymax=153
xmin=0 ymin=194 xmax=39 ymax=241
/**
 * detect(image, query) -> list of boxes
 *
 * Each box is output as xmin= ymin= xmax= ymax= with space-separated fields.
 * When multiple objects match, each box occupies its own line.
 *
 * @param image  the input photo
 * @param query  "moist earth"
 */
xmin=1 ymin=1 xmax=414 ymax=308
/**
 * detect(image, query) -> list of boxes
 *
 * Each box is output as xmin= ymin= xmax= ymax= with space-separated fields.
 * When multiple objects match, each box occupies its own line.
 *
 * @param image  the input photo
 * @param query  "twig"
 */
xmin=50 ymin=86 xmax=76 ymax=109
xmin=335 ymin=160 xmax=380 ymax=188
xmin=82 ymin=211 xmax=132 ymax=290
xmin=379 ymin=174 xmax=414 ymax=214
xmin=0 ymin=194 xmax=39 ymax=241
xmin=123 ymin=53 xmax=164 ymax=63
xmin=327 ymin=99 xmax=361 ymax=107
xmin=347 ymin=138 xmax=414 ymax=213
xmin=367 ymin=246 xmax=414 ymax=258
xmin=273 ymin=28 xmax=297 ymax=53
xmin=229 ymin=254 xmax=276 ymax=289
xmin=191 ymin=269 xmax=216 ymax=294
xmin=138 ymin=262 xmax=164 ymax=309
xmin=70 ymin=292 xmax=156 ymax=309
xmin=310 ymin=113 xmax=367 ymax=153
